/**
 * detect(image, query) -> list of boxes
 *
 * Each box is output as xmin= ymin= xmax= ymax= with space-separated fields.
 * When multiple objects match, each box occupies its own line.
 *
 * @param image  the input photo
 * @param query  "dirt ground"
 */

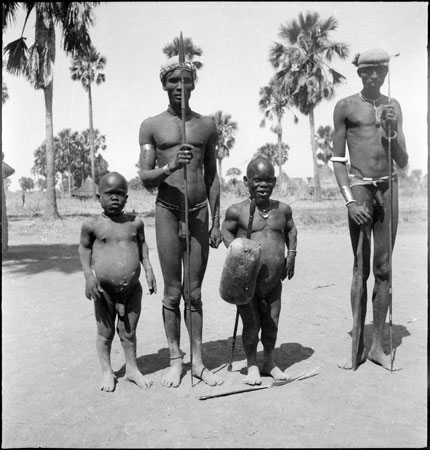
xmin=2 ymin=216 xmax=427 ymax=448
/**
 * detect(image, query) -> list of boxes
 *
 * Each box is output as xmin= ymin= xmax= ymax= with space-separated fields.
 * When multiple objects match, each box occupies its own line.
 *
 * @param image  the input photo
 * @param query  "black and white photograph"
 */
xmin=2 ymin=1 xmax=427 ymax=448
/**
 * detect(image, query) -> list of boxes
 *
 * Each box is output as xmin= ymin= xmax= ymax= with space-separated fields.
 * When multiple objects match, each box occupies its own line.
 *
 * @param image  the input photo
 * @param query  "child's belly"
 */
xmin=256 ymin=238 xmax=285 ymax=294
xmin=93 ymin=246 xmax=141 ymax=295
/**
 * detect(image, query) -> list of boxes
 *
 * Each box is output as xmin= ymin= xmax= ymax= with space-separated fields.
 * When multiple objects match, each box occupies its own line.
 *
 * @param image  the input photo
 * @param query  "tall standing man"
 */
xmin=332 ymin=48 xmax=408 ymax=371
xmin=139 ymin=55 xmax=224 ymax=388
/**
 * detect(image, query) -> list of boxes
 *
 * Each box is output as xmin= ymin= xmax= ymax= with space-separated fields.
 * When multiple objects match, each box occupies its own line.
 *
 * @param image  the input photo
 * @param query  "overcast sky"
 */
xmin=2 ymin=1 xmax=428 ymax=191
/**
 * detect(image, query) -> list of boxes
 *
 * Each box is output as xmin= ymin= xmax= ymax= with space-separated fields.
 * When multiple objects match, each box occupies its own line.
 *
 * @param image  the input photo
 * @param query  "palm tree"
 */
xmin=55 ymin=129 xmax=80 ymax=196
xmin=2 ymin=81 xmax=9 ymax=104
xmin=162 ymin=36 xmax=203 ymax=71
xmin=315 ymin=125 xmax=334 ymax=165
xmin=70 ymin=44 xmax=106 ymax=200
xmin=211 ymin=110 xmax=238 ymax=182
xmin=269 ymin=11 xmax=349 ymax=201
xmin=259 ymin=76 xmax=298 ymax=191
xmin=3 ymin=2 xmax=99 ymax=218
xmin=254 ymin=143 xmax=290 ymax=169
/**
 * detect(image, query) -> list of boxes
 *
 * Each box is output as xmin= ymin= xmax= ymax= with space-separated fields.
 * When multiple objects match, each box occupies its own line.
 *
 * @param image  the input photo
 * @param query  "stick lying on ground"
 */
xmin=198 ymin=367 xmax=319 ymax=400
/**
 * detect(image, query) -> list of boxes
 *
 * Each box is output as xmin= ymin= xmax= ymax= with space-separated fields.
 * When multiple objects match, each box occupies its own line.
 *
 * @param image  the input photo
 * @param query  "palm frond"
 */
xmin=2 ymin=2 xmax=20 ymax=31
xmin=3 ymin=37 xmax=28 ymax=76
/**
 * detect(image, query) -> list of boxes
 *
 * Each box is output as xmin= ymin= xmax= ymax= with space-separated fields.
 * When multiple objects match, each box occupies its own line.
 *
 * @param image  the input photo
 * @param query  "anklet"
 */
xmin=170 ymin=356 xmax=182 ymax=360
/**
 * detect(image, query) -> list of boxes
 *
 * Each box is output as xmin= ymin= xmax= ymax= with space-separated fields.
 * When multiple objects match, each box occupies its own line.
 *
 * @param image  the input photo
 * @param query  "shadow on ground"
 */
xmin=3 ymin=244 xmax=81 ymax=275
xmin=348 ymin=323 xmax=410 ymax=351
xmin=114 ymin=338 xmax=314 ymax=380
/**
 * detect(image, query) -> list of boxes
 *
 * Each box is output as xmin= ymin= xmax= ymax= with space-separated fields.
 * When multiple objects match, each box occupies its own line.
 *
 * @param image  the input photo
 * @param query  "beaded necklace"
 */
xmin=359 ymin=92 xmax=383 ymax=128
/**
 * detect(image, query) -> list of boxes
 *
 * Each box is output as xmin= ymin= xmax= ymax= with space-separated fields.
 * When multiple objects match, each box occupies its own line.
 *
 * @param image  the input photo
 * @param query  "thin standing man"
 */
xmin=332 ymin=48 xmax=408 ymax=370
xmin=139 ymin=56 xmax=224 ymax=387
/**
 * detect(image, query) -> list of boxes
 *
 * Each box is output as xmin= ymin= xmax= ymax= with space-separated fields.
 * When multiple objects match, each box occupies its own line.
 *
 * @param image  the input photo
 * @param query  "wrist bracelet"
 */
xmin=340 ymin=185 xmax=356 ymax=205
xmin=346 ymin=200 xmax=358 ymax=207
xmin=163 ymin=164 xmax=172 ymax=175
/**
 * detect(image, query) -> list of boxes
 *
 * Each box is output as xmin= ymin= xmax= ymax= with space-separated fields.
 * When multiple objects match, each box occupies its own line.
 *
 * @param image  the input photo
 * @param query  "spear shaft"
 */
xmin=387 ymin=53 xmax=399 ymax=373
xmin=179 ymin=31 xmax=193 ymax=386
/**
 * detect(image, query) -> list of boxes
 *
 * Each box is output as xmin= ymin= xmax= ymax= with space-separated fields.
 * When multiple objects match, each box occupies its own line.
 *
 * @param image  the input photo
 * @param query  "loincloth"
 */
xmin=349 ymin=173 xmax=397 ymax=188
xmin=349 ymin=173 xmax=398 ymax=222
xmin=156 ymin=197 xmax=208 ymax=214
xmin=156 ymin=197 xmax=208 ymax=240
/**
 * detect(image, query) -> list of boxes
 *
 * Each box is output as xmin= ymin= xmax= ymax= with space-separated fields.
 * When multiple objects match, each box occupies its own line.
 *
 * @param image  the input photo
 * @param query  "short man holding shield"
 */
xmin=139 ymin=55 xmax=224 ymax=387
xmin=332 ymin=48 xmax=408 ymax=370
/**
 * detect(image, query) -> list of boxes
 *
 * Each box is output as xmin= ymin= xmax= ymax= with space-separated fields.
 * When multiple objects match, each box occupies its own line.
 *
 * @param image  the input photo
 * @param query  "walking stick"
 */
xmin=227 ymin=198 xmax=256 ymax=372
xmin=387 ymin=53 xmax=399 ymax=373
xmin=179 ymin=32 xmax=193 ymax=386
xmin=351 ymin=225 xmax=364 ymax=370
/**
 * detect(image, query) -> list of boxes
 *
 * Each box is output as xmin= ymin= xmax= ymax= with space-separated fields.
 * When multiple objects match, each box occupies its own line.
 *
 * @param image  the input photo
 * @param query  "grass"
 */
xmin=5 ymin=187 xmax=427 ymax=230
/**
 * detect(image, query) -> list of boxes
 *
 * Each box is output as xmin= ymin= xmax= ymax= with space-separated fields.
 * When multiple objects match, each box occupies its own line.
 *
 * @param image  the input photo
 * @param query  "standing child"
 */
xmin=79 ymin=172 xmax=157 ymax=392
xmin=221 ymin=157 xmax=297 ymax=385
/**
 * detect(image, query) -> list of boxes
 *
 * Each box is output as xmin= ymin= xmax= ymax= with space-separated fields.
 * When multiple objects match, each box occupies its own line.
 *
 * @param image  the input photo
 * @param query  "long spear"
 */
xmin=179 ymin=32 xmax=193 ymax=386
xmin=387 ymin=53 xmax=399 ymax=373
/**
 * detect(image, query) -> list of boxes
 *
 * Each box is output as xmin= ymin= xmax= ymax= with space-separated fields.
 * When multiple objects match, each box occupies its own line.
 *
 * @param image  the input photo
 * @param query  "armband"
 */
xmin=331 ymin=156 xmax=348 ymax=164
xmin=340 ymin=185 xmax=356 ymax=206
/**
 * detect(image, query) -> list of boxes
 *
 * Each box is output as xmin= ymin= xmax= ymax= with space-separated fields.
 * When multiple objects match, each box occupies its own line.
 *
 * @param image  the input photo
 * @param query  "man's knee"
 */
xmin=184 ymin=287 xmax=203 ymax=312
xmin=374 ymin=261 xmax=390 ymax=282
xmin=162 ymin=287 xmax=182 ymax=310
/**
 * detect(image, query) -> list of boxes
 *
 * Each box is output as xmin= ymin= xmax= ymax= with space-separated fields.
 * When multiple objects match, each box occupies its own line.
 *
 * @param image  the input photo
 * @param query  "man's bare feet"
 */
xmin=368 ymin=348 xmax=401 ymax=371
xmin=243 ymin=365 xmax=262 ymax=385
xmin=193 ymin=366 xmax=224 ymax=386
xmin=261 ymin=364 xmax=292 ymax=381
xmin=100 ymin=371 xmax=117 ymax=392
xmin=337 ymin=349 xmax=367 ymax=370
xmin=125 ymin=369 xmax=153 ymax=388
xmin=161 ymin=358 xmax=183 ymax=388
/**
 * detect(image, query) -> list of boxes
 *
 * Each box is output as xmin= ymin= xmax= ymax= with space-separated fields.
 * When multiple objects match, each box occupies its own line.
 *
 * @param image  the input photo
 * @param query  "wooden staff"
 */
xmin=352 ymin=225 xmax=364 ymax=370
xmin=179 ymin=31 xmax=193 ymax=386
xmin=387 ymin=53 xmax=399 ymax=373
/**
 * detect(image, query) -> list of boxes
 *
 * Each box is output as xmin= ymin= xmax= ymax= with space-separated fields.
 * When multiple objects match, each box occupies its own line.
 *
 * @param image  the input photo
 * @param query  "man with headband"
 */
xmin=332 ymin=48 xmax=408 ymax=371
xmin=138 ymin=55 xmax=224 ymax=387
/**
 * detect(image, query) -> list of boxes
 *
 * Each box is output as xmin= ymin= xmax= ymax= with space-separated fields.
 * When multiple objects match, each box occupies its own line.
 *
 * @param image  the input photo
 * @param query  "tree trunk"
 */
xmin=88 ymin=84 xmax=96 ymax=200
xmin=277 ymin=115 xmax=285 ymax=193
xmin=309 ymin=108 xmax=322 ymax=202
xmin=2 ymin=177 xmax=9 ymax=258
xmin=217 ymin=158 xmax=223 ymax=186
xmin=44 ymin=81 xmax=59 ymax=218
xmin=68 ymin=166 xmax=72 ymax=196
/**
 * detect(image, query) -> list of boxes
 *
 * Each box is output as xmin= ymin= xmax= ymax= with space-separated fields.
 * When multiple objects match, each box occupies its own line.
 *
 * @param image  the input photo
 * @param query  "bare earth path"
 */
xmin=2 ymin=217 xmax=427 ymax=448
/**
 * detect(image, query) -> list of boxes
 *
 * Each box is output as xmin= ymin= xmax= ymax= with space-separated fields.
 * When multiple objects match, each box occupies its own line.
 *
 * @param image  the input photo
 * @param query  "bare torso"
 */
xmin=233 ymin=200 xmax=287 ymax=295
xmin=139 ymin=108 xmax=217 ymax=207
xmin=91 ymin=215 xmax=141 ymax=296
xmin=339 ymin=93 xmax=401 ymax=178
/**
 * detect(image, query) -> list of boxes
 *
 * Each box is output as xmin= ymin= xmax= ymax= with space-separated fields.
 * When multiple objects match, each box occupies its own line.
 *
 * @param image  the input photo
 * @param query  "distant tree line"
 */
xmin=32 ymin=128 xmax=109 ymax=195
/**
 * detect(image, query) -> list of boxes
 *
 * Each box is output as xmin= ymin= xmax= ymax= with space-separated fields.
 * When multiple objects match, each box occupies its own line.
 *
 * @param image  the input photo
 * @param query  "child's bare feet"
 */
xmin=243 ymin=365 xmax=262 ymax=385
xmin=262 ymin=364 xmax=292 ymax=381
xmin=125 ymin=369 xmax=153 ymax=388
xmin=161 ymin=358 xmax=183 ymax=388
xmin=100 ymin=371 xmax=117 ymax=392
xmin=193 ymin=366 xmax=224 ymax=386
